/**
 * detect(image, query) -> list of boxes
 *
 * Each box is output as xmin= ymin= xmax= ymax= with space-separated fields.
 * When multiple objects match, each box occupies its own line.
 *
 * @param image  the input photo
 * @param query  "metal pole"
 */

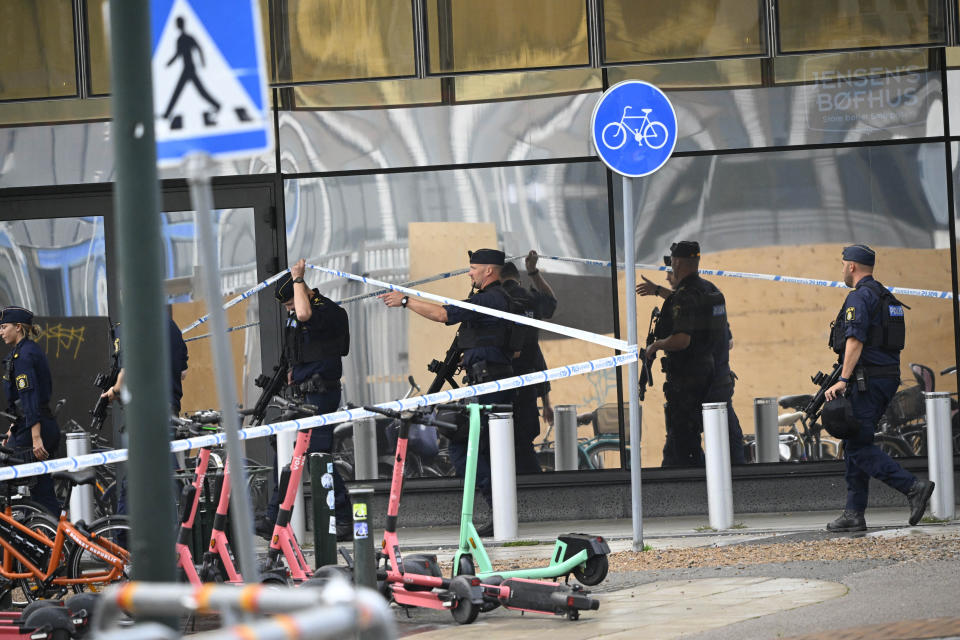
xmin=353 ymin=418 xmax=378 ymax=481
xmin=753 ymin=397 xmax=780 ymax=463
xmin=924 ymin=392 xmax=956 ymax=520
xmin=703 ymin=402 xmax=733 ymax=529
xmin=275 ymin=429 xmax=305 ymax=541
xmin=349 ymin=485 xmax=376 ymax=590
xmin=108 ymin=0 xmax=177 ymax=596
xmin=186 ymin=154 xmax=259 ymax=582
xmin=623 ymin=177 xmax=644 ymax=550
xmin=553 ymin=405 xmax=579 ymax=471
xmin=309 ymin=453 xmax=338 ymax=568
xmin=66 ymin=432 xmax=94 ymax=523
xmin=488 ymin=412 xmax=518 ymax=541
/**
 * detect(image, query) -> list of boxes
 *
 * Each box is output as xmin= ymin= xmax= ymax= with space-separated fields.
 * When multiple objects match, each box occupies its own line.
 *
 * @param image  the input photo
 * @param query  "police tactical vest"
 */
xmin=829 ymin=279 xmax=906 ymax=355
xmin=457 ymin=283 xmax=525 ymax=353
xmin=284 ymin=290 xmax=350 ymax=366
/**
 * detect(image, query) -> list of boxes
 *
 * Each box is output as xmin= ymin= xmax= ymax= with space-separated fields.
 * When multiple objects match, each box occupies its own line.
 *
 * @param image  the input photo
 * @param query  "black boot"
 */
xmin=826 ymin=510 xmax=866 ymax=532
xmin=907 ymin=480 xmax=935 ymax=526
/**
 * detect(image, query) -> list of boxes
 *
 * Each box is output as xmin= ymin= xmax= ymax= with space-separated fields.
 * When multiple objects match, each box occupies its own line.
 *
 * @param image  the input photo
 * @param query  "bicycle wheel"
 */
xmin=14 ymin=514 xmax=70 ymax=604
xmin=68 ymin=515 xmax=131 ymax=594
xmin=874 ymin=434 xmax=913 ymax=458
xmin=601 ymin=122 xmax=628 ymax=150
xmin=641 ymin=121 xmax=669 ymax=150
xmin=586 ymin=443 xmax=623 ymax=470
xmin=9 ymin=498 xmax=51 ymax=523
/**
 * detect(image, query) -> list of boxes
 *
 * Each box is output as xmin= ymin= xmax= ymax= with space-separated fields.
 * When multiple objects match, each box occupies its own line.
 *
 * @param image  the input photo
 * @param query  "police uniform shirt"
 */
xmin=286 ymin=291 xmax=344 ymax=385
xmin=2 ymin=339 xmax=53 ymax=432
xmin=115 ymin=316 xmax=189 ymax=410
xmin=838 ymin=275 xmax=899 ymax=368
xmin=443 ymin=282 xmax=512 ymax=369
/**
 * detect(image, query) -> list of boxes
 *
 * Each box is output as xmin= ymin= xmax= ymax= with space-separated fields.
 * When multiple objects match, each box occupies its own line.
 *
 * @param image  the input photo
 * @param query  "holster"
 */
xmin=466 ymin=361 xmax=513 ymax=385
xmin=292 ymin=374 xmax=341 ymax=396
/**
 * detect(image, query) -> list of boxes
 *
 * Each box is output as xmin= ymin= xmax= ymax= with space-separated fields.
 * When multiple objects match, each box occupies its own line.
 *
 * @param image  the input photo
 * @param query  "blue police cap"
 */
xmin=663 ymin=240 xmax=700 ymax=266
xmin=842 ymin=244 xmax=876 ymax=266
xmin=467 ymin=248 xmax=505 ymax=265
xmin=275 ymin=274 xmax=294 ymax=302
xmin=0 ymin=306 xmax=34 ymax=325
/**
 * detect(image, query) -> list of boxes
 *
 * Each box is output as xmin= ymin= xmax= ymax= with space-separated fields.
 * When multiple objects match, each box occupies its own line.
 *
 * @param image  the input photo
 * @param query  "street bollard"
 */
xmin=924 ymin=392 xmax=956 ymax=520
xmin=703 ymin=402 xmax=733 ymax=530
xmin=309 ymin=453 xmax=337 ymax=568
xmin=353 ymin=418 xmax=378 ymax=481
xmin=276 ymin=430 xmax=305 ymax=542
xmin=349 ymin=485 xmax=376 ymax=589
xmin=753 ymin=397 xmax=780 ymax=463
xmin=66 ymin=432 xmax=94 ymax=523
xmin=488 ymin=412 xmax=518 ymax=541
xmin=554 ymin=405 xmax=579 ymax=471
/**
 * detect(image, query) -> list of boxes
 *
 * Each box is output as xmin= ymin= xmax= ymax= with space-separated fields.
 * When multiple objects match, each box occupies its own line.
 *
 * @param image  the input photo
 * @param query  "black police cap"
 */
xmin=467 ymin=248 xmax=505 ymax=265
xmin=841 ymin=244 xmax=876 ymax=266
xmin=0 ymin=306 xmax=33 ymax=325
xmin=663 ymin=241 xmax=700 ymax=266
xmin=275 ymin=274 xmax=294 ymax=302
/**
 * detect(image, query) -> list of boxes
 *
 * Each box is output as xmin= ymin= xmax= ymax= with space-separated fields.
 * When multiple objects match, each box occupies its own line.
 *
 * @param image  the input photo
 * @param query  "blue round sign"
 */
xmin=590 ymin=81 xmax=678 ymax=178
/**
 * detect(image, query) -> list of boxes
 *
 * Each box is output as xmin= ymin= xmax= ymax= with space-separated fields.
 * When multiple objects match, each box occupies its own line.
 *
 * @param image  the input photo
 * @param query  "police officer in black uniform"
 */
xmin=381 ymin=248 xmax=516 ymax=536
xmin=643 ymin=241 xmax=725 ymax=467
xmin=501 ymin=252 xmax=558 ymax=474
xmin=823 ymin=244 xmax=934 ymax=531
xmin=0 ymin=306 xmax=61 ymax=514
xmin=258 ymin=258 xmax=352 ymax=540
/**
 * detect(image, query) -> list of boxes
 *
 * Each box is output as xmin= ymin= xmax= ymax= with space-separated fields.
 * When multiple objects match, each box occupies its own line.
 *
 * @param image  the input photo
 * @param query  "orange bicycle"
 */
xmin=0 ymin=447 xmax=130 ymax=603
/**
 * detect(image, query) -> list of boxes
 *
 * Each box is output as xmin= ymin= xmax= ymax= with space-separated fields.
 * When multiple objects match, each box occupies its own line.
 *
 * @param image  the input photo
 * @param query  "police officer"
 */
xmin=501 ymin=252 xmax=558 ymax=474
xmin=637 ymin=258 xmax=744 ymax=464
xmin=381 ymin=248 xmax=516 ymax=536
xmin=259 ymin=258 xmax=352 ymax=540
xmin=823 ymin=244 xmax=933 ymax=531
xmin=0 ymin=306 xmax=61 ymax=514
xmin=642 ymin=241 xmax=725 ymax=467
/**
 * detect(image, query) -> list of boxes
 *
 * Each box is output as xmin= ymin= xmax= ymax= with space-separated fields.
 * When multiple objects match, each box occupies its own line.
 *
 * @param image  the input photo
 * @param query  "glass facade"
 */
xmin=0 ymin=0 xmax=77 ymax=101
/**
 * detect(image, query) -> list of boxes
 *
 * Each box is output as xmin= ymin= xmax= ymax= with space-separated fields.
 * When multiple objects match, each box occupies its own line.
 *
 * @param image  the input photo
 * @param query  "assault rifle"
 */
xmin=638 ymin=307 xmax=660 ymax=401
xmin=248 ymin=354 xmax=288 ymax=426
xmin=426 ymin=333 xmax=463 ymax=395
xmin=89 ymin=321 xmax=121 ymax=433
xmin=802 ymin=362 xmax=843 ymax=423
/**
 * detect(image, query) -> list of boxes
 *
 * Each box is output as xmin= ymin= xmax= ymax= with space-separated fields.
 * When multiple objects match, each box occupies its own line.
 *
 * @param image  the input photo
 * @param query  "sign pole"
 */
xmin=622 ymin=178 xmax=644 ymax=551
xmin=186 ymin=153 xmax=260 ymax=583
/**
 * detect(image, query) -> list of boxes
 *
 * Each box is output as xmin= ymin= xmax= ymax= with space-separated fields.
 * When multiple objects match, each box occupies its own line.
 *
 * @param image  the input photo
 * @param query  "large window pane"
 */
xmin=602 ymin=0 xmax=765 ymax=64
xmin=273 ymin=0 xmax=416 ymax=83
xmin=773 ymin=49 xmax=931 ymax=84
xmin=777 ymin=0 xmax=946 ymax=54
xmin=453 ymin=68 xmax=601 ymax=102
xmin=426 ymin=0 xmax=588 ymax=74
xmin=293 ymin=78 xmax=442 ymax=109
xmin=616 ymin=143 xmax=950 ymax=465
xmin=608 ymin=59 xmax=763 ymax=89
xmin=85 ymin=0 xmax=110 ymax=95
xmin=0 ymin=0 xmax=77 ymax=100
xmin=0 ymin=98 xmax=110 ymax=126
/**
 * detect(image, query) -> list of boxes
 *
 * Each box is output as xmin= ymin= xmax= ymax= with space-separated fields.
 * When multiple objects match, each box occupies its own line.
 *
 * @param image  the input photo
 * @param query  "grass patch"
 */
xmin=503 ymin=539 xmax=541 ymax=547
xmin=921 ymin=515 xmax=951 ymax=524
xmin=694 ymin=525 xmax=715 ymax=532
xmin=731 ymin=522 xmax=747 ymax=529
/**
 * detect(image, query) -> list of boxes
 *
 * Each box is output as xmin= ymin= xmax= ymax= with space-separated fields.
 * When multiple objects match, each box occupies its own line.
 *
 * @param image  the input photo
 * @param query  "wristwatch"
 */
xmin=293 ymin=277 xmax=304 ymax=284
xmin=400 ymin=296 xmax=409 ymax=308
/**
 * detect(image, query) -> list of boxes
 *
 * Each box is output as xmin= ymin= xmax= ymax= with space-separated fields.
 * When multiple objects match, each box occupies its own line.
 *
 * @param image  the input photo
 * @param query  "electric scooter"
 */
xmin=446 ymin=402 xmax=610 ymax=585
xmin=364 ymin=404 xmax=600 ymax=622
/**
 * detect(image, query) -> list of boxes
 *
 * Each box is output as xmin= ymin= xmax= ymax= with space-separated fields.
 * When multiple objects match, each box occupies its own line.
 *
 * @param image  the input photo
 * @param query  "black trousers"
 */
xmin=662 ymin=373 xmax=712 ymax=467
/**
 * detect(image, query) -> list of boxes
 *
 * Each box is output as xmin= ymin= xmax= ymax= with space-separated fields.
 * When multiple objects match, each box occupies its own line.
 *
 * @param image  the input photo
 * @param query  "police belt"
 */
xmin=291 ymin=376 xmax=341 ymax=395
xmin=855 ymin=364 xmax=901 ymax=379
xmin=660 ymin=355 xmax=713 ymax=376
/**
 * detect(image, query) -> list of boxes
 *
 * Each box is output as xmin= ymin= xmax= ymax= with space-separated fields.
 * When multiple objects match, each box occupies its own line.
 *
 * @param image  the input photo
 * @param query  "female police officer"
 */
xmin=0 ymin=306 xmax=61 ymax=514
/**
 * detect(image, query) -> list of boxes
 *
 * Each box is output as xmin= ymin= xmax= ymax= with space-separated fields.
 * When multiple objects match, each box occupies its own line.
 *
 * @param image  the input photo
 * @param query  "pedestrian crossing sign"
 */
xmin=150 ymin=0 xmax=272 ymax=166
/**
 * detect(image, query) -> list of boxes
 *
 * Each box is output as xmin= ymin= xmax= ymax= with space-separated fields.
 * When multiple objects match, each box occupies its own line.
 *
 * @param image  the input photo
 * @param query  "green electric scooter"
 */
xmin=445 ymin=402 xmax=610 ymax=586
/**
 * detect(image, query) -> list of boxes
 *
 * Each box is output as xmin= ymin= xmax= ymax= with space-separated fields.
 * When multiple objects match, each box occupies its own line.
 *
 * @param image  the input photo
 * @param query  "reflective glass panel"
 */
xmin=273 ymin=0 xmax=416 ymax=83
xmin=284 ymin=162 xmax=617 ymax=476
xmin=0 ymin=0 xmax=77 ymax=100
xmin=453 ymin=68 xmax=601 ymax=102
xmin=607 ymin=59 xmax=763 ymax=89
xmin=0 ymin=98 xmax=110 ymax=126
xmin=615 ymin=143 xmax=950 ymax=465
xmin=85 ymin=0 xmax=110 ymax=95
xmin=602 ymin=0 xmax=765 ymax=63
xmin=777 ymin=0 xmax=946 ymax=53
xmin=773 ymin=49 xmax=931 ymax=84
xmin=426 ymin=0 xmax=589 ymax=74
xmin=293 ymin=78 xmax=442 ymax=109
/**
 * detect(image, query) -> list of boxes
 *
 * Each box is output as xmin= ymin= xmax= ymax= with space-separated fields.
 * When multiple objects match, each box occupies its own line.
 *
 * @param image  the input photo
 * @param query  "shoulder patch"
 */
xmin=311 ymin=295 xmax=323 ymax=307
xmin=845 ymin=307 xmax=855 ymax=322
xmin=15 ymin=374 xmax=29 ymax=390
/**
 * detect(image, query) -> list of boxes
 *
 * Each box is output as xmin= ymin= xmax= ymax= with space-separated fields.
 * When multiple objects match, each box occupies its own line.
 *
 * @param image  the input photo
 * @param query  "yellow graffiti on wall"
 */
xmin=36 ymin=324 xmax=86 ymax=359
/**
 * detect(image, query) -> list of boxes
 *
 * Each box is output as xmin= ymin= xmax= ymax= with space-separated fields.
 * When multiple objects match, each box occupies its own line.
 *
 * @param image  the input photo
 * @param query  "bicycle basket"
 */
xmin=591 ymin=403 xmax=628 ymax=443
xmin=883 ymin=385 xmax=924 ymax=426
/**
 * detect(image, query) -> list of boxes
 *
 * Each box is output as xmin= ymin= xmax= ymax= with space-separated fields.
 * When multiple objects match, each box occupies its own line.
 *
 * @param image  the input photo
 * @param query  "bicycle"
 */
xmin=601 ymin=106 xmax=669 ymax=150
xmin=536 ymin=403 xmax=626 ymax=471
xmin=0 ymin=446 xmax=130 ymax=604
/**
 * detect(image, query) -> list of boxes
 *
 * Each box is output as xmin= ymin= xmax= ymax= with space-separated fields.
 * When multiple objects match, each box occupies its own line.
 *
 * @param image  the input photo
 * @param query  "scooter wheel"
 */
xmin=456 ymin=555 xmax=475 ymax=578
xmin=573 ymin=554 xmax=609 ymax=586
xmin=24 ymin=605 xmax=75 ymax=640
xmin=449 ymin=576 xmax=479 ymax=625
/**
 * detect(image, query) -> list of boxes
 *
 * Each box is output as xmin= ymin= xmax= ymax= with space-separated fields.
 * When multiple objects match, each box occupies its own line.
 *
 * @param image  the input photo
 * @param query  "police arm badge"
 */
xmin=15 ymin=374 xmax=30 ymax=390
xmin=844 ymin=307 xmax=855 ymax=322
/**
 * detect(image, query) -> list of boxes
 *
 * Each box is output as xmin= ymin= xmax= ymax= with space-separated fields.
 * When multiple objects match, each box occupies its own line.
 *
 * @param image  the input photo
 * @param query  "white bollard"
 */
xmin=703 ymin=402 xmax=733 ymax=530
xmin=554 ymin=405 xmax=579 ymax=471
xmin=276 ymin=430 xmax=305 ymax=541
xmin=488 ymin=412 xmax=518 ymax=541
xmin=353 ymin=418 xmax=378 ymax=481
xmin=753 ymin=397 xmax=780 ymax=463
xmin=924 ymin=392 xmax=955 ymax=520
xmin=66 ymin=432 xmax=94 ymax=523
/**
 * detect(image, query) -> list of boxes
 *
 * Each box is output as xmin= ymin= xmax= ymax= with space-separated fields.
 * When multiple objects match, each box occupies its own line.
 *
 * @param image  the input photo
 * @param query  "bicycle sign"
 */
xmin=591 ymin=81 xmax=677 ymax=177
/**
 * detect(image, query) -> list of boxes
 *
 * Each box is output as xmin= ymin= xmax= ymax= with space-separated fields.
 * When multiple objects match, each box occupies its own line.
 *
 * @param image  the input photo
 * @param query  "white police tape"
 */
xmin=184 ymin=321 xmax=260 ymax=344
xmin=536 ymin=255 xmax=953 ymax=300
xmin=181 ymin=270 xmax=290 ymax=335
xmin=0 ymin=352 xmax=638 ymax=481
xmin=304 ymin=263 xmax=632 ymax=352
